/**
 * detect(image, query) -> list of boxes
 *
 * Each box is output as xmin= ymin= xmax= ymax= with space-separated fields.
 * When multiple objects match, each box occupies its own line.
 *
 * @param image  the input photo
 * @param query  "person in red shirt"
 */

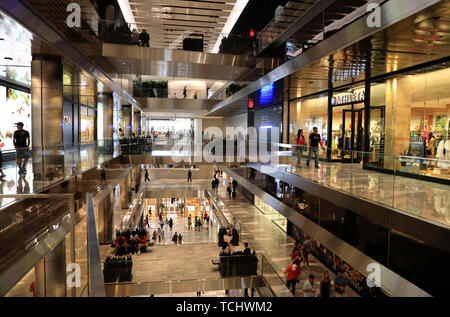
xmin=294 ymin=129 xmax=306 ymax=168
xmin=137 ymin=234 xmax=147 ymax=255
xmin=285 ymin=263 xmax=301 ymax=295
xmin=114 ymin=235 xmax=127 ymax=255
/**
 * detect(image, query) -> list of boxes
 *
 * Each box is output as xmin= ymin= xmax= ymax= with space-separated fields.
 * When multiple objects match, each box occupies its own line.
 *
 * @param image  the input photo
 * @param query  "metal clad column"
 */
xmin=102 ymin=93 xmax=114 ymax=140
xmin=31 ymin=54 xmax=64 ymax=181
xmin=34 ymin=239 xmax=67 ymax=297
xmin=98 ymin=190 xmax=115 ymax=244
xmin=120 ymin=172 xmax=132 ymax=209
xmin=327 ymin=55 xmax=334 ymax=162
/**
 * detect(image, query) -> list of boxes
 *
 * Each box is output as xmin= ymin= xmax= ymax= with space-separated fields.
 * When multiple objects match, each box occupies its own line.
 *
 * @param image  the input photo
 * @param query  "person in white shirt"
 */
xmin=303 ymin=274 xmax=316 ymax=297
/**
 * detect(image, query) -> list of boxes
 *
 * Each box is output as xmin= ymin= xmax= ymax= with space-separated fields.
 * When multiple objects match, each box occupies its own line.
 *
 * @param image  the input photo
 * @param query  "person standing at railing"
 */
xmin=183 ymin=86 xmax=187 ymax=99
xmin=295 ymin=129 xmax=306 ymax=168
xmin=194 ymin=91 xmax=198 ymax=99
xmin=131 ymin=29 xmax=140 ymax=46
xmin=307 ymin=127 xmax=325 ymax=169
xmin=139 ymin=29 xmax=150 ymax=47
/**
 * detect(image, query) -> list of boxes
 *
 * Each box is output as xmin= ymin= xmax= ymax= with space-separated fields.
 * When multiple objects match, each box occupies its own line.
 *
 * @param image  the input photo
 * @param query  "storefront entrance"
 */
xmin=341 ymin=109 xmax=365 ymax=163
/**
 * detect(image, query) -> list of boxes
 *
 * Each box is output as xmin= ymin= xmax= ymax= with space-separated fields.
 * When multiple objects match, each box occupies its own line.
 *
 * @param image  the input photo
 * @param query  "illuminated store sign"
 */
xmin=331 ymin=91 xmax=365 ymax=106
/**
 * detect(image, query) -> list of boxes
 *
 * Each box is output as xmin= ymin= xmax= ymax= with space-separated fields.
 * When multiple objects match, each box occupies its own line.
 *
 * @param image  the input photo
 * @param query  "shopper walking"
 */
xmin=214 ymin=177 xmax=219 ymax=193
xmin=183 ymin=86 xmax=187 ymax=99
xmin=319 ymin=271 xmax=331 ymax=298
xmin=188 ymin=216 xmax=192 ymax=230
xmin=13 ymin=122 xmax=30 ymax=175
xmin=227 ymin=182 xmax=232 ymax=198
xmin=159 ymin=218 xmax=164 ymax=230
xmin=187 ymin=169 xmax=192 ymax=182
xmin=157 ymin=228 xmax=162 ymax=244
xmin=178 ymin=233 xmax=183 ymax=245
xmin=303 ymin=236 xmax=313 ymax=267
xmin=169 ymin=218 xmax=173 ymax=230
xmin=303 ymin=274 xmax=316 ymax=297
xmin=307 ymin=127 xmax=325 ymax=169
xmin=294 ymin=129 xmax=306 ymax=168
xmin=172 ymin=232 xmax=178 ymax=244
xmin=144 ymin=168 xmax=150 ymax=182
xmin=334 ymin=271 xmax=348 ymax=295
xmin=285 ymin=263 xmax=300 ymax=295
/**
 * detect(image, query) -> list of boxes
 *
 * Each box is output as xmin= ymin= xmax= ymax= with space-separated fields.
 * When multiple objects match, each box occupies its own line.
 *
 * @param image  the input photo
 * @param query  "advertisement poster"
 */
xmin=0 ymin=11 xmax=32 ymax=86
xmin=0 ymin=87 xmax=32 ymax=151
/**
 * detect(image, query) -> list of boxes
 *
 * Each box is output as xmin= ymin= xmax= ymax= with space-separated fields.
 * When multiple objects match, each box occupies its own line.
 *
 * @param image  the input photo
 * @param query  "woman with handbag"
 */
xmin=294 ymin=129 xmax=306 ymax=168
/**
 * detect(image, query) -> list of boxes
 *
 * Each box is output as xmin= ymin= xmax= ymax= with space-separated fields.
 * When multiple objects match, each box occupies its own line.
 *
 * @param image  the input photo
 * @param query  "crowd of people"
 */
xmin=113 ymin=229 xmax=148 ymax=256
xmin=285 ymin=238 xmax=348 ymax=297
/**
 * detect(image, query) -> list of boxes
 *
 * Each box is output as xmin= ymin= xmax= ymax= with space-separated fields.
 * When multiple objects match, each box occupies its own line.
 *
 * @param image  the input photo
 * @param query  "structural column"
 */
xmin=31 ymin=54 xmax=64 ymax=181
xmin=34 ymin=239 xmax=66 ymax=297
xmin=134 ymin=165 xmax=141 ymax=190
xmin=326 ymin=55 xmax=334 ymax=162
xmin=120 ymin=172 xmax=132 ymax=209
xmin=97 ymin=190 xmax=115 ymax=244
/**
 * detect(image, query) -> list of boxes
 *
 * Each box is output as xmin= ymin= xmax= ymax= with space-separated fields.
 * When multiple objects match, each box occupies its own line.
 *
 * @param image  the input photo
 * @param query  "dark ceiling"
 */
xmin=230 ymin=0 xmax=289 ymax=35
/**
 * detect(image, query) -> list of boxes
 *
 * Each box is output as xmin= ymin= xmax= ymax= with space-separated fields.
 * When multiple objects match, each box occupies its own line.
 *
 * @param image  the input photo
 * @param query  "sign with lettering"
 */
xmin=331 ymin=91 xmax=365 ymax=106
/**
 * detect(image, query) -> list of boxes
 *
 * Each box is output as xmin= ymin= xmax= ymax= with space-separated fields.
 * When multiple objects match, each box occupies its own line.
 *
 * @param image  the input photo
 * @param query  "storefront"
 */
xmin=80 ymin=106 xmax=96 ymax=143
xmin=144 ymin=197 xmax=210 ymax=219
xmin=0 ymin=86 xmax=31 ymax=151
xmin=148 ymin=118 xmax=193 ymax=143
xmin=289 ymin=60 xmax=450 ymax=183
xmin=0 ymin=10 xmax=32 ymax=153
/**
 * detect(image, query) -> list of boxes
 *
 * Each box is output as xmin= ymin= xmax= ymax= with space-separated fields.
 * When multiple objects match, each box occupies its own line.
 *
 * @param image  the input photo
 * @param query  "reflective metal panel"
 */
xmin=104 ymin=276 xmax=265 ymax=297
xmin=207 ymin=0 xmax=444 ymax=115
xmin=86 ymin=193 xmax=106 ymax=297
xmin=103 ymin=44 xmax=281 ymax=81
xmin=97 ymin=190 xmax=115 ymax=245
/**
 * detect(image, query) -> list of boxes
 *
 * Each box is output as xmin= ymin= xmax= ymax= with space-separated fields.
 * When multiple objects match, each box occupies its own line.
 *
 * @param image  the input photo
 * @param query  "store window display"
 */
xmin=80 ymin=106 xmax=95 ymax=143
xmin=371 ymin=64 xmax=450 ymax=180
xmin=0 ymin=86 xmax=31 ymax=151
xmin=289 ymin=95 xmax=328 ymax=159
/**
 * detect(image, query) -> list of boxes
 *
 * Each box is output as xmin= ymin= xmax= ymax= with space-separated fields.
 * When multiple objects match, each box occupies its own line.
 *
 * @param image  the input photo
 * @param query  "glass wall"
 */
xmin=254 ymin=196 xmax=287 ymax=232
xmin=371 ymin=65 xmax=450 ymax=180
xmin=289 ymin=62 xmax=450 ymax=181
xmin=233 ymin=166 xmax=446 ymax=296
xmin=289 ymin=94 xmax=327 ymax=159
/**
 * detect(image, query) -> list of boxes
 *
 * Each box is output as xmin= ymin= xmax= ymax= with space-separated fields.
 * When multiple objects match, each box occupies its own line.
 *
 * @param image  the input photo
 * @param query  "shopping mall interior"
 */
xmin=0 ymin=0 xmax=448 ymax=300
